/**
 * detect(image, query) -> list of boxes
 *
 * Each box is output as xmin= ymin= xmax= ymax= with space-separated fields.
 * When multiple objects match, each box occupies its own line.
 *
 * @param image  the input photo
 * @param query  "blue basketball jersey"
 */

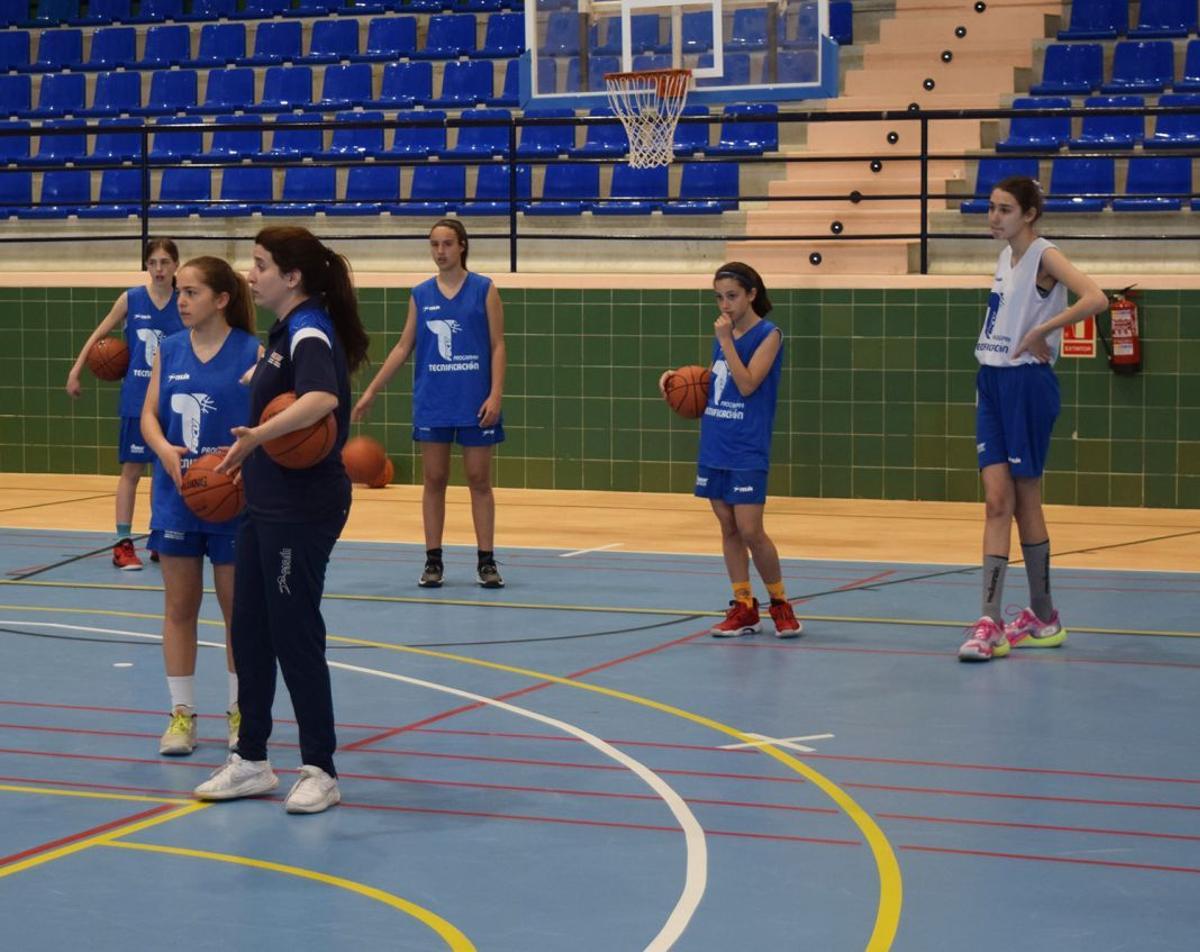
xmin=697 ymin=319 xmax=783 ymax=472
xmin=411 ymin=272 xmax=497 ymax=428
xmin=151 ymin=327 xmax=260 ymax=533
xmin=119 ymin=285 xmax=183 ymax=418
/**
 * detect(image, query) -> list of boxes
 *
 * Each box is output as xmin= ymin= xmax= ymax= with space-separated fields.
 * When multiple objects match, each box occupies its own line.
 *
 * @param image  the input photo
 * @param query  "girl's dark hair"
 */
xmin=144 ymin=238 xmax=179 ymax=266
xmin=181 ymin=255 xmax=256 ymax=335
xmin=430 ymin=218 xmax=469 ymax=269
xmin=713 ymin=261 xmax=772 ymax=317
xmin=993 ymin=175 xmax=1044 ymax=222
xmin=253 ymin=226 xmax=370 ymax=373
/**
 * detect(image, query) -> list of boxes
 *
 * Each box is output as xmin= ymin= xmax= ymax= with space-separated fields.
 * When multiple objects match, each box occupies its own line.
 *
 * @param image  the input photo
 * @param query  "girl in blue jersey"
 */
xmin=195 ymin=227 xmax=370 ymax=815
xmin=959 ymin=177 xmax=1107 ymax=662
xmin=659 ymin=262 xmax=801 ymax=639
xmin=354 ymin=219 xmax=507 ymax=589
xmin=66 ymin=238 xmax=183 ymax=571
xmin=140 ymin=256 xmax=260 ymax=757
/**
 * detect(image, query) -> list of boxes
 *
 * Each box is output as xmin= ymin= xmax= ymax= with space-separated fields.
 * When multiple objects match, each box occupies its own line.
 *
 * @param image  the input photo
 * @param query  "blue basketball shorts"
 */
xmin=118 ymin=416 xmax=153 ymax=464
xmin=412 ymin=423 xmax=505 ymax=446
xmin=975 ymin=363 xmax=1060 ymax=479
xmin=148 ymin=528 xmax=237 ymax=565
xmin=694 ymin=465 xmax=769 ymax=505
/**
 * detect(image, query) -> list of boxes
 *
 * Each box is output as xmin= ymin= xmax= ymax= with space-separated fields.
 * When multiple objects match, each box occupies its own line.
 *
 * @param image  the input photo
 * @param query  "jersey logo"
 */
xmin=712 ymin=358 xmax=730 ymax=405
xmin=427 ymin=319 xmax=462 ymax=360
xmin=170 ymin=392 xmax=216 ymax=453
xmin=983 ymin=291 xmax=1003 ymax=338
xmin=136 ymin=328 xmax=165 ymax=367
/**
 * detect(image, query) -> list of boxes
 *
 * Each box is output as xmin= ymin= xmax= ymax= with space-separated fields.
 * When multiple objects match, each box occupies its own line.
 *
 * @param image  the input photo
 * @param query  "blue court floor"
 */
xmin=0 ymin=528 xmax=1197 ymax=951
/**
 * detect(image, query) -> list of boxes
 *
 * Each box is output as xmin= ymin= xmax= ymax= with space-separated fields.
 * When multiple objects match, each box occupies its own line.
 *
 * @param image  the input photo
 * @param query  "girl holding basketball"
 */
xmin=659 ymin=262 xmax=800 ymax=639
xmin=140 ymin=257 xmax=260 ymax=756
xmin=353 ymin=219 xmax=507 ymax=589
xmin=66 ymin=238 xmax=183 ymax=570
xmin=958 ymin=176 xmax=1107 ymax=662
xmin=195 ymin=227 xmax=369 ymax=814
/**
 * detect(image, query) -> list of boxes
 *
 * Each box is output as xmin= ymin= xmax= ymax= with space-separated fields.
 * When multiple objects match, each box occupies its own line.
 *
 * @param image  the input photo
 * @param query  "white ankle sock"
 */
xmin=227 ymin=671 xmax=239 ymax=711
xmin=167 ymin=676 xmax=195 ymax=712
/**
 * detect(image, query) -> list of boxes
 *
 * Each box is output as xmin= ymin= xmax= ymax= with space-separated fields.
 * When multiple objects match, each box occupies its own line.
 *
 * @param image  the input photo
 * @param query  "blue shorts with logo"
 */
xmin=118 ymin=416 xmax=153 ymax=464
xmin=975 ymin=363 xmax=1060 ymax=479
xmin=694 ymin=465 xmax=769 ymax=505
xmin=148 ymin=528 xmax=237 ymax=564
xmin=412 ymin=423 xmax=505 ymax=446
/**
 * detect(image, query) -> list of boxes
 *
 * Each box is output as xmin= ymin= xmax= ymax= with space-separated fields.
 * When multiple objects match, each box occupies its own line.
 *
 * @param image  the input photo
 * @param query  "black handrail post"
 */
xmin=919 ymin=113 xmax=929 ymax=274
xmin=139 ymin=125 xmax=150 ymax=264
xmin=508 ymin=119 xmax=518 ymax=272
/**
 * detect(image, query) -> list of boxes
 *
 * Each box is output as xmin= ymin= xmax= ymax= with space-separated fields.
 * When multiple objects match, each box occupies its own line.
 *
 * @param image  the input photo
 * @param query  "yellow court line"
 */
xmin=0 ymin=783 xmax=191 ymax=806
xmin=104 ymin=841 xmax=476 ymax=952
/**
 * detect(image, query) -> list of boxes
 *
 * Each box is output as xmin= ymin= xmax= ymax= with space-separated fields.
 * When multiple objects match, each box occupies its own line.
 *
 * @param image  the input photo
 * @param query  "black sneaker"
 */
xmin=477 ymin=560 xmax=504 ymax=589
xmin=418 ymin=559 xmax=444 ymax=588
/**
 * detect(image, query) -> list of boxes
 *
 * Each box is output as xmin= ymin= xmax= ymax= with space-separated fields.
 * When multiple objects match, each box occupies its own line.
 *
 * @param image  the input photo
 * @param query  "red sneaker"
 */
xmin=112 ymin=539 xmax=143 ymax=571
xmin=711 ymin=598 xmax=761 ymax=637
xmin=769 ymin=599 xmax=803 ymax=639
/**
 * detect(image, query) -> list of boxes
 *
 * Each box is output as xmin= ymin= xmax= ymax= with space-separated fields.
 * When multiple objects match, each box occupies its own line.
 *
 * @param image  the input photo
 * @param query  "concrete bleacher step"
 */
xmin=732 ymin=236 xmax=916 ymax=274
xmin=745 ymin=205 xmax=924 ymax=236
xmin=799 ymin=118 xmax=985 ymax=156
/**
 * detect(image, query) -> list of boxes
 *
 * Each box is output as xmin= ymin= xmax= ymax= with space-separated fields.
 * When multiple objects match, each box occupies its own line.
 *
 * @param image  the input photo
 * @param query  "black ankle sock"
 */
xmin=477 ymin=549 xmax=494 ymax=566
xmin=426 ymin=547 xmax=443 ymax=566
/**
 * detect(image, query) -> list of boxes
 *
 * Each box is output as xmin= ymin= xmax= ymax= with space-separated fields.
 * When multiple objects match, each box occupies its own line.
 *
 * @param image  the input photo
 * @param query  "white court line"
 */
xmin=559 ymin=543 xmax=624 ymax=559
xmin=0 ymin=618 xmax=707 ymax=952
xmin=719 ymin=733 xmax=836 ymax=754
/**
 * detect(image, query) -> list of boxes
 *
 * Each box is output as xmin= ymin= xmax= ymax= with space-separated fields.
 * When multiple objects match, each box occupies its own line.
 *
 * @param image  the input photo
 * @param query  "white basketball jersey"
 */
xmin=975 ymin=236 xmax=1067 ymax=367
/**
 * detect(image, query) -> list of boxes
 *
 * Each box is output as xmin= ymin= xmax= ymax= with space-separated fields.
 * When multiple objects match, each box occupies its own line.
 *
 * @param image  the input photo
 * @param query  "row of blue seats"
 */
xmin=998 ymin=94 xmax=1200 ymax=150
xmin=0 ymin=105 xmax=779 ymax=163
xmin=0 ymin=161 xmax=742 ymax=216
xmin=964 ymin=155 xmax=1200 ymax=212
xmin=1058 ymin=0 xmax=1199 ymax=40
xmin=1034 ymin=40 xmax=1200 ymax=95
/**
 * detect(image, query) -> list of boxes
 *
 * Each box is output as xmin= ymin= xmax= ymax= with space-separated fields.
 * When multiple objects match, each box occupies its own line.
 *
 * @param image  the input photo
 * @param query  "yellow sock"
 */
xmin=732 ymin=581 xmax=754 ymax=608
xmin=766 ymin=581 xmax=787 ymax=603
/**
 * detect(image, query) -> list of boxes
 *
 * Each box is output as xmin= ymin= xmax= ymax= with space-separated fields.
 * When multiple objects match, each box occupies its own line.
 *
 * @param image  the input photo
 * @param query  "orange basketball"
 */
xmin=260 ymin=391 xmax=337 ymax=469
xmin=342 ymin=435 xmax=388 ymax=484
xmin=181 ymin=452 xmax=244 ymax=523
xmin=86 ymin=336 xmax=129 ymax=381
xmin=367 ymin=457 xmax=393 ymax=489
xmin=664 ymin=365 xmax=712 ymax=419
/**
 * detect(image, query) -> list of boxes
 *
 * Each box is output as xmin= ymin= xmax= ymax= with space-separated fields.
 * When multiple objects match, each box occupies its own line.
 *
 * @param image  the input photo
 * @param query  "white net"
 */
xmin=604 ymin=69 xmax=692 ymax=169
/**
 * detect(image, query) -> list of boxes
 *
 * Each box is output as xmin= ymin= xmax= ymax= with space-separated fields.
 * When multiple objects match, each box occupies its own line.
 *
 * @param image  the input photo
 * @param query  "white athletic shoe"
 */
xmin=193 ymin=753 xmax=278 ymax=801
xmin=285 ymin=765 xmax=341 ymax=814
xmin=159 ymin=708 xmax=197 ymax=756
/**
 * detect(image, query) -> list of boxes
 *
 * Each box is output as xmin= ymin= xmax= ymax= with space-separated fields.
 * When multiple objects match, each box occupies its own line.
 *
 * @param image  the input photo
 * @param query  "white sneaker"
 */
xmin=193 ymin=753 xmax=278 ymax=801
xmin=159 ymin=708 xmax=197 ymax=756
xmin=285 ymin=765 xmax=341 ymax=814
xmin=226 ymin=705 xmax=241 ymax=751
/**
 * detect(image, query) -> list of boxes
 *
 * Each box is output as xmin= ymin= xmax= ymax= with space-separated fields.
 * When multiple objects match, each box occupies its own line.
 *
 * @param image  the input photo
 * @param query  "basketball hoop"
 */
xmin=604 ymin=68 xmax=692 ymax=169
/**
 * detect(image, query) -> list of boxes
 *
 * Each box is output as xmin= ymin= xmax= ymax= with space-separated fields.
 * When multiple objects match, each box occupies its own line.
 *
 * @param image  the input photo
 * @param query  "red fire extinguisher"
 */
xmin=1098 ymin=285 xmax=1142 ymax=375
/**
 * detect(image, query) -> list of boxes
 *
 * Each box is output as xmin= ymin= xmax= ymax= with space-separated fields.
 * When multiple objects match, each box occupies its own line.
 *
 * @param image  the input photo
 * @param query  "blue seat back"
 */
xmin=728 ymin=9 xmax=767 ymax=47
xmin=310 ymin=19 xmax=360 ymax=58
xmin=0 ymin=32 xmax=30 ymax=70
xmin=0 ymin=75 xmax=32 ymax=114
xmin=545 ymin=10 xmax=579 ymax=55
xmin=774 ymin=49 xmax=818 ymax=84
xmin=35 ymin=29 xmax=83 ymax=70
xmin=472 ymin=163 xmax=531 ymax=200
xmin=564 ymin=54 xmax=618 ymax=92
xmin=91 ymin=71 xmax=143 ymax=114
xmin=518 ymin=108 xmax=574 ymax=154
xmin=1124 ymin=155 xmax=1190 ymax=195
xmin=328 ymin=109 xmax=385 ymax=154
xmin=0 ymin=121 xmax=31 ymax=162
xmin=438 ymin=60 xmax=494 ymax=101
xmin=541 ymin=162 xmax=599 ymax=200
xmin=136 ymin=0 xmax=184 ymax=22
xmin=219 ymin=166 xmax=273 ymax=202
xmin=717 ymin=103 xmax=778 ymax=151
xmin=203 ymin=69 xmax=255 ymax=110
xmin=424 ymin=13 xmax=477 ymax=54
xmin=973 ymin=157 xmax=1039 ymax=197
xmin=209 ymin=114 xmax=263 ymax=157
xmin=92 ymin=117 xmax=144 ymax=160
xmin=320 ymin=63 xmax=373 ymax=106
xmin=81 ymin=0 xmax=133 ymax=23
xmin=34 ymin=118 xmax=87 ymax=160
xmin=378 ymin=61 xmax=433 ymax=102
xmin=159 ymin=167 xmax=211 ymax=203
xmin=1048 ymin=157 xmax=1115 ymax=197
xmin=608 ymin=164 xmax=668 ymax=201
xmin=680 ymin=10 xmax=713 ymax=53
xmin=150 ymin=116 xmax=202 ymax=159
xmin=268 ymin=113 xmax=324 ymax=155
xmin=38 ymin=169 xmax=91 ymax=207
xmin=188 ymin=0 xmax=239 ymax=18
xmin=0 ymin=170 xmax=32 ymax=211
xmin=260 ymin=66 xmax=314 ymax=110
xmin=30 ymin=0 xmax=80 ymax=26
xmin=145 ymin=70 xmax=198 ymax=112
xmin=252 ymin=21 xmax=303 ymax=62
xmin=389 ymin=109 xmax=446 ymax=154
xmin=88 ymin=28 xmax=138 ymax=69
xmin=482 ymin=11 xmax=524 ymax=54
xmin=194 ymin=24 xmax=247 ymax=64
xmin=141 ymin=24 xmax=190 ymax=66
xmin=1039 ymin=43 xmax=1103 ymax=88
xmin=451 ymin=107 xmax=510 ymax=153
xmin=673 ymin=105 xmax=709 ymax=152
xmin=1007 ymin=96 xmax=1071 ymax=143
xmin=678 ymin=162 xmax=739 ymax=201
xmin=1109 ymin=40 xmax=1175 ymax=84
xmin=596 ymin=13 xmax=660 ymax=54
xmin=97 ymin=168 xmax=144 ymax=204
xmin=344 ymin=164 xmax=400 ymax=202
xmin=1077 ymin=95 xmax=1145 ymax=142
xmin=1061 ymin=0 xmax=1127 ymax=36
xmin=1135 ymin=0 xmax=1197 ymax=35
xmin=410 ymin=164 xmax=466 ymax=202
xmin=696 ymin=51 xmax=750 ymax=87
xmin=1153 ymin=92 xmax=1200 ymax=139
xmin=37 ymin=74 xmax=87 ymax=116
xmin=282 ymin=166 xmax=336 ymax=203
xmin=365 ymin=16 xmax=418 ymax=57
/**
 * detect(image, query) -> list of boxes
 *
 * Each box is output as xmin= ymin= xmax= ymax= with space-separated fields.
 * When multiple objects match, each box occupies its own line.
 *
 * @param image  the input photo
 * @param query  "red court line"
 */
xmin=843 ymin=781 xmax=1200 ymax=812
xmin=898 ymin=844 xmax=1200 ymax=875
xmin=0 ymin=802 xmax=175 ymax=868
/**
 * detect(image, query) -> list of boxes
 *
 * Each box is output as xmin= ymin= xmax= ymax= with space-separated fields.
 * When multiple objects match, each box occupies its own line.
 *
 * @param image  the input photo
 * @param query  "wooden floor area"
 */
xmin=2 ymin=474 xmax=1198 ymax=573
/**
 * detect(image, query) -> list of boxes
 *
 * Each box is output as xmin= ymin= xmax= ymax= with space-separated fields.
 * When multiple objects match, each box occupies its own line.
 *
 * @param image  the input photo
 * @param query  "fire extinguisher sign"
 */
xmin=1061 ymin=315 xmax=1097 ymax=358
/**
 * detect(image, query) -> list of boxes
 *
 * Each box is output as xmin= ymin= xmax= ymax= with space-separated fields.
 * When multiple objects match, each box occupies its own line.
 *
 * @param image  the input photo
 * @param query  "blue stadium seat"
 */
xmin=1113 ymin=156 xmax=1191 ymax=210
xmin=80 ymin=117 xmax=144 ymax=165
xmin=414 ymin=14 xmax=478 ymax=58
xmin=773 ymin=49 xmax=818 ymax=84
xmin=995 ymin=97 xmax=1071 ymax=152
xmin=457 ymin=162 xmax=530 ymax=214
xmin=129 ymin=0 xmax=184 ymax=24
xmin=0 ymin=32 xmax=30 ymax=73
xmin=706 ymin=103 xmax=778 ymax=155
xmin=386 ymin=108 xmax=446 ymax=156
xmin=492 ymin=56 xmax=555 ymax=106
xmin=632 ymin=53 xmax=671 ymax=71
xmin=31 ymin=74 xmax=87 ymax=118
xmin=246 ymin=21 xmax=302 ymax=66
xmin=234 ymin=0 xmax=291 ymax=19
xmin=570 ymin=106 xmax=627 ymax=158
xmin=393 ymin=164 xmax=466 ymax=215
xmin=319 ymin=110 xmax=385 ymax=158
xmin=0 ymin=170 xmax=32 ymax=217
xmin=186 ymin=23 xmax=247 ymax=68
xmin=959 ymin=157 xmax=1039 ymax=213
xmin=81 ymin=71 xmax=142 ymax=117
xmin=829 ymin=0 xmax=853 ymax=45
xmin=1067 ymin=95 xmax=1144 ymax=149
xmin=192 ymin=68 xmax=255 ymax=115
xmin=19 ymin=168 xmax=90 ymax=219
xmin=77 ymin=168 xmax=143 ymax=218
xmin=251 ymin=66 xmax=315 ymax=113
xmin=1058 ymin=0 xmax=1128 ymax=39
xmin=0 ymin=121 xmax=31 ymax=165
xmin=725 ymin=9 xmax=767 ymax=51
xmin=1043 ymin=157 xmax=1114 ymax=212
xmin=517 ymin=108 xmax=574 ymax=157
xmin=0 ymin=0 xmax=23 ymax=22
xmin=593 ymin=164 xmax=667 ymax=214
xmin=663 ymin=161 xmax=739 ymax=214
xmin=149 ymin=116 xmax=203 ymax=162
xmin=138 ymin=25 xmax=191 ymax=68
xmin=258 ymin=113 xmax=325 ymax=161
xmin=318 ymin=63 xmax=373 ymax=108
xmin=564 ymin=54 xmax=618 ymax=93
xmin=73 ymin=0 xmax=132 ymax=25
xmin=442 ymin=107 xmax=509 ymax=158
xmin=430 ymin=60 xmax=495 ymax=107
xmin=181 ymin=0 xmax=238 ymax=21
xmin=401 ymin=0 xmax=445 ymax=10
xmin=309 ymin=19 xmax=360 ymax=63
xmin=141 ymin=69 xmax=198 ymax=115
xmin=367 ymin=61 xmax=433 ymax=108
xmin=201 ymin=165 xmax=273 ymax=216
xmin=205 ymin=114 xmax=263 ymax=161
xmin=783 ymin=1 xmax=820 ymax=49
xmin=672 ymin=105 xmax=710 ymax=156
xmin=479 ymin=11 xmax=524 ymax=56
xmin=1175 ymin=39 xmax=1200 ymax=90
xmin=31 ymin=29 xmax=83 ymax=73
xmin=1102 ymin=40 xmax=1175 ymax=93
xmin=295 ymin=0 xmax=343 ymax=14
xmin=355 ymin=16 xmax=418 ymax=61
xmin=85 ymin=27 xmax=137 ymax=70
xmin=28 ymin=0 xmax=80 ymax=26
xmin=23 ymin=119 xmax=87 ymax=166
xmin=594 ymin=14 xmax=664 ymax=55
xmin=697 ymin=51 xmax=751 ymax=87
xmin=326 ymin=164 xmax=400 ymax=215
xmin=679 ymin=9 xmax=713 ymax=53
xmin=153 ymin=166 xmax=210 ymax=217
xmin=456 ymin=0 xmax=504 ymax=10
xmin=544 ymin=10 xmax=579 ymax=55
xmin=1030 ymin=43 xmax=1102 ymax=95
xmin=1148 ymin=93 xmax=1200 ymax=147
xmin=1129 ymin=0 xmax=1196 ymax=38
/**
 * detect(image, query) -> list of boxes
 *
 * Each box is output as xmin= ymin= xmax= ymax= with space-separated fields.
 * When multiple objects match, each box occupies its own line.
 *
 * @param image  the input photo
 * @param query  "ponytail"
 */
xmin=181 ymin=255 xmax=255 ymax=334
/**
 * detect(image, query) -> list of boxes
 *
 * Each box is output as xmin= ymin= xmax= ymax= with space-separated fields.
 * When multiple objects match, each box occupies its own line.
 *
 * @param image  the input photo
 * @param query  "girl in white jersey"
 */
xmin=958 ymin=177 xmax=1107 ymax=662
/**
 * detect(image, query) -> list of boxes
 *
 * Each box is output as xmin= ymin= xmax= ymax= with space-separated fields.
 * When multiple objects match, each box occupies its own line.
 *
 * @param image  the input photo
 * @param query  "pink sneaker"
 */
xmin=958 ymin=616 xmax=1010 ymax=662
xmin=1004 ymin=607 xmax=1066 ymax=648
